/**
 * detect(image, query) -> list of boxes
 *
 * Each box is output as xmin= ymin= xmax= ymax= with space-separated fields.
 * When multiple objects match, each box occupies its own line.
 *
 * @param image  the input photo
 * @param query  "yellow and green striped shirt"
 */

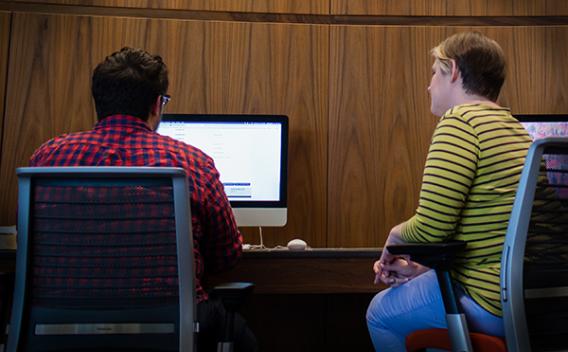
xmin=401 ymin=103 xmax=532 ymax=316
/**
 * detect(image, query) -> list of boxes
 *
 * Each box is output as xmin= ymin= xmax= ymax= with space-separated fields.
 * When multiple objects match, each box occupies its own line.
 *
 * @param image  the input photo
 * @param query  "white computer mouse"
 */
xmin=287 ymin=238 xmax=307 ymax=251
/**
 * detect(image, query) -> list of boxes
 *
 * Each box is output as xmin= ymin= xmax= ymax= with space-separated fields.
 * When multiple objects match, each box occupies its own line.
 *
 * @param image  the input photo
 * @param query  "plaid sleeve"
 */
xmin=199 ymin=158 xmax=243 ymax=273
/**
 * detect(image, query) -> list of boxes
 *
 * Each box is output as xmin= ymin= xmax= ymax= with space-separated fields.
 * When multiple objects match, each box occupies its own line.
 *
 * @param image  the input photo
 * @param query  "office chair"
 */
xmin=8 ymin=166 xmax=254 ymax=352
xmin=388 ymin=137 xmax=568 ymax=352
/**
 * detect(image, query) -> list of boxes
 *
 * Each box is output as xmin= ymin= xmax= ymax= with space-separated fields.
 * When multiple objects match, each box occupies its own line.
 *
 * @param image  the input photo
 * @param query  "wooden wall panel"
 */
xmin=0 ymin=13 xmax=97 ymax=226
xmin=0 ymin=11 xmax=10 ymax=201
xmin=328 ymin=26 xmax=568 ymax=247
xmin=328 ymin=27 xmax=440 ymax=248
xmin=331 ymin=0 xmax=568 ymax=16
xmin=482 ymin=27 xmax=568 ymax=114
xmin=542 ymin=27 xmax=568 ymax=111
xmin=0 ymin=13 xmax=329 ymax=248
xmin=6 ymin=0 xmax=568 ymax=17
xmin=5 ymin=0 xmax=329 ymax=15
xmin=1 ymin=5 xmax=567 ymax=248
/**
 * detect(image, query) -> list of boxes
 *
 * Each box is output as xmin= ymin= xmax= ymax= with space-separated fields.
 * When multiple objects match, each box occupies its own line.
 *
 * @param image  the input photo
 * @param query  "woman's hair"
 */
xmin=431 ymin=32 xmax=506 ymax=101
xmin=91 ymin=47 xmax=169 ymax=121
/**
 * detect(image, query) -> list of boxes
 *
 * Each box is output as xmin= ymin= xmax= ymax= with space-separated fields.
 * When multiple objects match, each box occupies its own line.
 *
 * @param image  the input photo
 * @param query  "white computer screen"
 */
xmin=157 ymin=115 xmax=288 ymax=205
xmin=521 ymin=122 xmax=568 ymax=141
xmin=518 ymin=115 xmax=568 ymax=198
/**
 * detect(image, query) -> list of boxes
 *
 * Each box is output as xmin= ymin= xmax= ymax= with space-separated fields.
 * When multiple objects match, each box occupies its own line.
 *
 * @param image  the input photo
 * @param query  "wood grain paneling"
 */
xmin=541 ymin=27 xmax=568 ymax=111
xmin=328 ymin=27 xmax=440 ymax=247
xmin=328 ymin=26 xmax=568 ymax=247
xmin=0 ymin=11 xmax=10 ymax=201
xmin=482 ymin=27 xmax=568 ymax=114
xmin=2 ymin=3 xmax=568 ymax=26
xmin=5 ymin=0 xmax=568 ymax=17
xmin=331 ymin=0 xmax=568 ymax=16
xmin=208 ymin=257 xmax=378 ymax=294
xmin=0 ymin=13 xmax=97 ymax=226
xmin=1 ymin=6 xmax=567 ymax=249
xmin=5 ymin=0 xmax=329 ymax=15
xmin=0 ymin=13 xmax=329 ymax=248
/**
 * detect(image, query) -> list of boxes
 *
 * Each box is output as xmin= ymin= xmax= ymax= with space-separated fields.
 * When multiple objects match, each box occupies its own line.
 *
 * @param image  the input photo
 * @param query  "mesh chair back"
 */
xmin=502 ymin=138 xmax=568 ymax=352
xmin=8 ymin=167 xmax=195 ymax=352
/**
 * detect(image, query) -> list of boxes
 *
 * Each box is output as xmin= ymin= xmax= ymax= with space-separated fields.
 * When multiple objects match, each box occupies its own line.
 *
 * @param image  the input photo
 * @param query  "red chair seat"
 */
xmin=406 ymin=328 xmax=506 ymax=352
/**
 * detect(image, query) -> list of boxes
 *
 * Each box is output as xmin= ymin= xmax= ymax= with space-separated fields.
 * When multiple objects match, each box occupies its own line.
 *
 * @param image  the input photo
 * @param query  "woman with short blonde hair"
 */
xmin=366 ymin=32 xmax=531 ymax=351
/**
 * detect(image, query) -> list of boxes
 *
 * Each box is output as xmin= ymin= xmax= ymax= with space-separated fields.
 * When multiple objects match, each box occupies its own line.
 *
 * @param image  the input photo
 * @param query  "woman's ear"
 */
xmin=450 ymin=59 xmax=460 ymax=83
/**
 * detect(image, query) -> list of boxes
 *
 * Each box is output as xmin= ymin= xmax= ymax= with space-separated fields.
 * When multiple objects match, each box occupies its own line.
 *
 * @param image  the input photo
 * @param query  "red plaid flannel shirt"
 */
xmin=30 ymin=114 xmax=243 ymax=302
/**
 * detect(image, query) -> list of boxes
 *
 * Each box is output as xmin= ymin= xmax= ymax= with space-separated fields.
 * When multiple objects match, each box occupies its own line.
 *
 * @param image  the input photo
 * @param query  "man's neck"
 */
xmin=146 ymin=113 xmax=160 ymax=131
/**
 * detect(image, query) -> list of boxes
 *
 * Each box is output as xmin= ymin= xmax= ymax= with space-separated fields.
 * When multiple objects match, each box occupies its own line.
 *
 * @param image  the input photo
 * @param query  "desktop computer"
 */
xmin=516 ymin=114 xmax=568 ymax=196
xmin=157 ymin=114 xmax=289 ymax=227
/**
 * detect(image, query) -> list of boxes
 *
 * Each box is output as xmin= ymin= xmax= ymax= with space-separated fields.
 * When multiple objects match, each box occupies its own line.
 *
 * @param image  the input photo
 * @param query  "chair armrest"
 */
xmin=387 ymin=241 xmax=467 ymax=269
xmin=388 ymin=241 xmax=468 ymax=315
xmin=210 ymin=282 xmax=254 ymax=311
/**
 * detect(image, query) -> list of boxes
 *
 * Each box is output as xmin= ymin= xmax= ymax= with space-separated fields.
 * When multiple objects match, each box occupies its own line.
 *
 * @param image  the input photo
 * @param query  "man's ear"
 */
xmin=147 ymin=96 xmax=162 ymax=130
xmin=150 ymin=96 xmax=161 ymax=117
xmin=450 ymin=59 xmax=460 ymax=83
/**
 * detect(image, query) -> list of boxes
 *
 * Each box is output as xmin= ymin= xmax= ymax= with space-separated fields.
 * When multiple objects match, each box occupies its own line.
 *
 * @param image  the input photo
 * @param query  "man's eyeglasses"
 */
xmin=161 ymin=94 xmax=171 ymax=108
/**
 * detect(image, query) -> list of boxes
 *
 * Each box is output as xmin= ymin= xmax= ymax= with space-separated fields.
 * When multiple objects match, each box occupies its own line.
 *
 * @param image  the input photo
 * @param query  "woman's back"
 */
xmin=403 ymin=102 xmax=532 ymax=316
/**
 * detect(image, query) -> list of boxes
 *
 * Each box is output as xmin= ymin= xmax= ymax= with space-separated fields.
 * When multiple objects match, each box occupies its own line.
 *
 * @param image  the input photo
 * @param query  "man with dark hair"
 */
xmin=91 ymin=47 xmax=170 ymax=124
xmin=30 ymin=47 xmax=257 ymax=352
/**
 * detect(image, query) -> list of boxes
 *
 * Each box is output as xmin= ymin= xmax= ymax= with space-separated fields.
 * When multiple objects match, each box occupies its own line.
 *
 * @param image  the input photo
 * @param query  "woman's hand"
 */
xmin=373 ymin=221 xmax=430 ymax=287
xmin=374 ymin=256 xmax=429 ymax=287
xmin=373 ymin=223 xmax=406 ymax=286
xmin=381 ymin=257 xmax=429 ymax=287
xmin=373 ymin=247 xmax=397 ymax=285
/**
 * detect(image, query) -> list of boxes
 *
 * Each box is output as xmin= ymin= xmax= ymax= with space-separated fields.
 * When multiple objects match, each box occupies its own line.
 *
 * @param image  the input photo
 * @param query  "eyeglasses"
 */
xmin=161 ymin=94 xmax=171 ymax=107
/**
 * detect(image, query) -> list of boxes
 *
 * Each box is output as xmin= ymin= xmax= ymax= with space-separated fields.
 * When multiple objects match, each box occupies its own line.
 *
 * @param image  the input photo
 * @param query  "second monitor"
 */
xmin=157 ymin=114 xmax=288 ymax=227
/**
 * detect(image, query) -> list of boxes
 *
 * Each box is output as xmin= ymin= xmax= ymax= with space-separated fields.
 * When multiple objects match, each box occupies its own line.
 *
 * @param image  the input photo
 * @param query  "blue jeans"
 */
xmin=366 ymin=270 xmax=504 ymax=352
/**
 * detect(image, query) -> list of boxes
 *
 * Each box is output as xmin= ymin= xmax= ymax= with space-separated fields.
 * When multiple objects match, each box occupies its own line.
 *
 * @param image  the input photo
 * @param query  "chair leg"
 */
xmin=435 ymin=270 xmax=473 ymax=352
xmin=0 ymin=273 xmax=14 ymax=350
xmin=446 ymin=313 xmax=473 ymax=352
xmin=217 ymin=341 xmax=233 ymax=352
xmin=217 ymin=310 xmax=234 ymax=352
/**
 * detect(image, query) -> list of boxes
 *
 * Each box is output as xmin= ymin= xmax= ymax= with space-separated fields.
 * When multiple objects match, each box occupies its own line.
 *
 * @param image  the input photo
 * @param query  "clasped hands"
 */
xmin=373 ymin=251 xmax=428 ymax=288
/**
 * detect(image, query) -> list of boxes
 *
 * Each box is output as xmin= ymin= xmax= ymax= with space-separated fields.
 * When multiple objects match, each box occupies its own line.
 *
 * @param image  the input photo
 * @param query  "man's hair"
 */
xmin=92 ymin=47 xmax=169 ymax=121
xmin=431 ymin=32 xmax=506 ymax=101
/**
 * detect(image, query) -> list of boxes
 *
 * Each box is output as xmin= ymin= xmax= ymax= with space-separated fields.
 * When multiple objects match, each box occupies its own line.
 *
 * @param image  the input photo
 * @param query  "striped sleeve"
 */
xmin=402 ymin=114 xmax=479 ymax=243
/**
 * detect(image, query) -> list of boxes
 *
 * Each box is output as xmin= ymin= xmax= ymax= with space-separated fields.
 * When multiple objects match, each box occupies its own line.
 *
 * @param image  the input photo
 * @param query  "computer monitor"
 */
xmin=157 ymin=114 xmax=288 ymax=227
xmin=516 ymin=114 xmax=568 ymax=196
xmin=516 ymin=114 xmax=568 ymax=140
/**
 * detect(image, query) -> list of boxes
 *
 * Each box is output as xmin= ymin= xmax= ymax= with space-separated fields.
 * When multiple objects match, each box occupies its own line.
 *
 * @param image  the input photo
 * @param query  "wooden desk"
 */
xmin=1 ymin=247 xmax=383 ymax=294
xmin=205 ymin=248 xmax=383 ymax=352
xmin=206 ymin=247 xmax=383 ymax=294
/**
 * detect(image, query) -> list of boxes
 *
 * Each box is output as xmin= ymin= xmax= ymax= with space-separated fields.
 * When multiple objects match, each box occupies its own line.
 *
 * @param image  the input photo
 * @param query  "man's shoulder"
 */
xmin=29 ymin=130 xmax=94 ymax=165
xmin=34 ymin=130 xmax=85 ymax=150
